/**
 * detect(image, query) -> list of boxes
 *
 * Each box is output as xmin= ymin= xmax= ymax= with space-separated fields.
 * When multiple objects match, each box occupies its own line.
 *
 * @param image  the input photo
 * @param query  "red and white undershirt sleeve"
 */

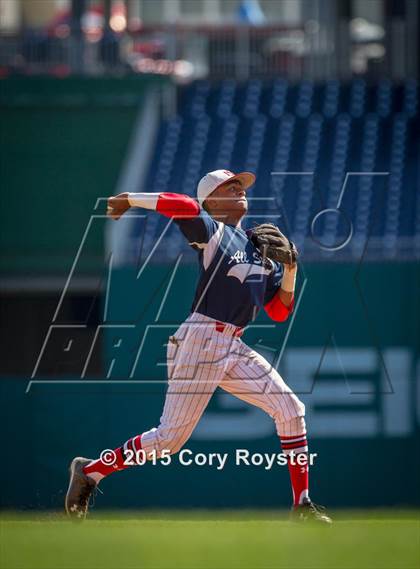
xmin=128 ymin=192 xmax=200 ymax=218
xmin=264 ymin=294 xmax=295 ymax=322
xmin=264 ymin=265 xmax=297 ymax=322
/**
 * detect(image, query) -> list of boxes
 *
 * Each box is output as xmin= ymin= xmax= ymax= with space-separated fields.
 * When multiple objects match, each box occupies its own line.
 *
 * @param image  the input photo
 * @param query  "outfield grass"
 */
xmin=0 ymin=511 xmax=419 ymax=569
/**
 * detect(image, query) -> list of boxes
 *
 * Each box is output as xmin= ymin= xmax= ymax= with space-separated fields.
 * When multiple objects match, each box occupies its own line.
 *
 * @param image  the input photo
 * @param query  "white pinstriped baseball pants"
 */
xmin=141 ymin=312 xmax=305 ymax=457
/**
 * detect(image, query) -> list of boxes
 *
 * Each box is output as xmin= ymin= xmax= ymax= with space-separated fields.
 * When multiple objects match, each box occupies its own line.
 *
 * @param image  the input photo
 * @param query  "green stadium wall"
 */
xmin=0 ymin=76 xmax=165 ymax=274
xmin=1 ymin=263 xmax=419 ymax=510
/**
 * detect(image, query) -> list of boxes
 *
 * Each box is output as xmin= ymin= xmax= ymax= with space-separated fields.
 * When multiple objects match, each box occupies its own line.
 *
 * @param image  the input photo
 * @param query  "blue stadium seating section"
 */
xmin=132 ymin=79 xmax=419 ymax=262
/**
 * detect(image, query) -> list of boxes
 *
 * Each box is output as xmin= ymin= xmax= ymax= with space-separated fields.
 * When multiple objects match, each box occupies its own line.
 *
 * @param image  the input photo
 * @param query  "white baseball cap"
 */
xmin=196 ymin=169 xmax=256 ymax=206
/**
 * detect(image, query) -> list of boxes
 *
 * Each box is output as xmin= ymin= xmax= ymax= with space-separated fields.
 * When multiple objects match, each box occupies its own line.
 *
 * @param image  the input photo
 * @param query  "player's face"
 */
xmin=204 ymin=180 xmax=248 ymax=221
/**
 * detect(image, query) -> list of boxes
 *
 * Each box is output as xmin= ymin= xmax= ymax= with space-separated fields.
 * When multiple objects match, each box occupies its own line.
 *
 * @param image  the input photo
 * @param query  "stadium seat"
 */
xmin=132 ymin=79 xmax=418 ymax=262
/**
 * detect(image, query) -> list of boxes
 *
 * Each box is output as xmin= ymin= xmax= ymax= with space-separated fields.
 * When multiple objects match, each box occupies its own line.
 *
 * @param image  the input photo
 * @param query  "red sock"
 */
xmin=280 ymin=434 xmax=310 ymax=506
xmin=83 ymin=434 xmax=142 ymax=483
xmin=286 ymin=454 xmax=309 ymax=506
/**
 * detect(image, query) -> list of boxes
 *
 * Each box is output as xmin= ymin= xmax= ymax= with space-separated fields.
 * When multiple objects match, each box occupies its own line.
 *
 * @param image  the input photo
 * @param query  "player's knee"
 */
xmin=272 ymin=398 xmax=306 ymax=435
xmin=295 ymin=397 xmax=305 ymax=417
xmin=271 ymin=396 xmax=305 ymax=422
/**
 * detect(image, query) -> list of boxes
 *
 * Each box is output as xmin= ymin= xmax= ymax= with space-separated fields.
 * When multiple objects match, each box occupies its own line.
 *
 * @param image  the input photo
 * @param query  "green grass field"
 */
xmin=1 ymin=511 xmax=419 ymax=569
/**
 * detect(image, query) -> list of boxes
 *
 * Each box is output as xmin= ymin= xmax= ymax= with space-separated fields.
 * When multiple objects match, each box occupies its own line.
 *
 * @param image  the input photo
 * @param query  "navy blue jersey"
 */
xmin=175 ymin=209 xmax=284 ymax=328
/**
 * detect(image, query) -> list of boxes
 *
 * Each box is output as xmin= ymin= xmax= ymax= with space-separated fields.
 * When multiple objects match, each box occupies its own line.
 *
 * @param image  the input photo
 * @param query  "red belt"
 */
xmin=215 ymin=321 xmax=244 ymax=337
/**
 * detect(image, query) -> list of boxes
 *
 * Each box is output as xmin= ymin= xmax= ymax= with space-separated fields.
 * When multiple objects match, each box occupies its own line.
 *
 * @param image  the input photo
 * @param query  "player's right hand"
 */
xmin=107 ymin=192 xmax=131 ymax=220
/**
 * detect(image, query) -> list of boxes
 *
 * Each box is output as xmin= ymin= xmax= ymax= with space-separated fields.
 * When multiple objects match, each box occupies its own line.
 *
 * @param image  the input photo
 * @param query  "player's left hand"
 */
xmin=107 ymin=192 xmax=131 ymax=220
xmin=248 ymin=223 xmax=298 ymax=265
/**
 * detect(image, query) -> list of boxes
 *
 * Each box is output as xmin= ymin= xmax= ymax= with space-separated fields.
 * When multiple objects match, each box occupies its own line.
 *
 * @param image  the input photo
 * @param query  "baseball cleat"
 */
xmin=65 ymin=457 xmax=97 ymax=521
xmin=290 ymin=498 xmax=332 ymax=524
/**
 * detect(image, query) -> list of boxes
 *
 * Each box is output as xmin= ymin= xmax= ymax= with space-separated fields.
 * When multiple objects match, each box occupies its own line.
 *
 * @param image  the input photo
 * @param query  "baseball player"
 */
xmin=66 ymin=169 xmax=331 ymax=523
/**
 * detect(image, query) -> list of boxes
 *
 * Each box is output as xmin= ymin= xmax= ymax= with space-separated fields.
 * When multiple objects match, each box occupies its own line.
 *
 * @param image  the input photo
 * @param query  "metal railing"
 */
xmin=0 ymin=22 xmax=417 ymax=81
